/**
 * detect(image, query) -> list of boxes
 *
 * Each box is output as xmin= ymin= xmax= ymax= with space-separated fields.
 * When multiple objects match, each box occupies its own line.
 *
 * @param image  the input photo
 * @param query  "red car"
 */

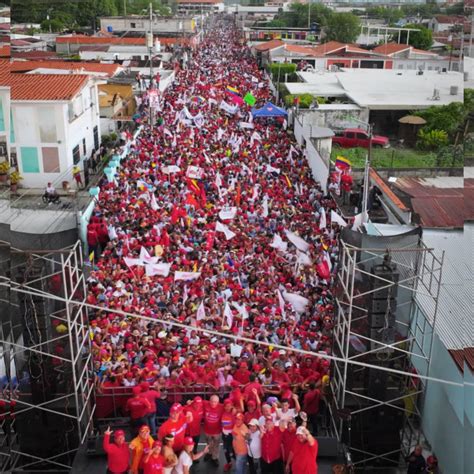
xmin=332 ymin=128 xmax=390 ymax=149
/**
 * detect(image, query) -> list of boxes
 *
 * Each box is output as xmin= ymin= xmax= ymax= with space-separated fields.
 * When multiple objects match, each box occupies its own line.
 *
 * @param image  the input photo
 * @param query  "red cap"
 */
xmin=132 ymin=386 xmax=141 ymax=395
xmin=170 ymin=403 xmax=183 ymax=413
xmin=223 ymin=398 xmax=233 ymax=405
xmin=193 ymin=396 xmax=203 ymax=404
xmin=114 ymin=429 xmax=125 ymax=438
xmin=184 ymin=437 xmax=195 ymax=446
xmin=139 ymin=425 xmax=150 ymax=433
xmin=140 ymin=382 xmax=150 ymax=391
xmin=236 ymin=413 xmax=244 ymax=420
xmin=152 ymin=440 xmax=162 ymax=448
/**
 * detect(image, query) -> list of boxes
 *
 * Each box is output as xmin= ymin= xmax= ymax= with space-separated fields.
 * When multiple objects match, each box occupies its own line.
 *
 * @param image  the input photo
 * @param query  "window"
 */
xmin=73 ymin=145 xmax=80 ymax=165
xmin=346 ymin=132 xmax=355 ymax=139
xmin=93 ymin=126 xmax=99 ymax=150
xmin=21 ymin=147 xmax=40 ymax=173
xmin=83 ymin=138 xmax=86 ymax=155
xmin=131 ymin=22 xmax=136 ymax=28
xmin=42 ymin=147 xmax=60 ymax=173
xmin=356 ymin=132 xmax=367 ymax=139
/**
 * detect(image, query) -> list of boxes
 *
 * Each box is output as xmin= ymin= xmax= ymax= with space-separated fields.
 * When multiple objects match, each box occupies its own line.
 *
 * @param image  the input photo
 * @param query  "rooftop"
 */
xmin=253 ymin=39 xmax=284 ymax=51
xmin=293 ymin=68 xmax=464 ymax=110
xmin=57 ymin=35 xmax=146 ymax=45
xmin=10 ymin=60 xmax=122 ymax=77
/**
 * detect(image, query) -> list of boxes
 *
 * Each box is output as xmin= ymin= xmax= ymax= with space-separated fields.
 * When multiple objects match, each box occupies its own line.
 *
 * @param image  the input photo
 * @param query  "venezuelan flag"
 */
xmin=226 ymin=85 xmax=240 ymax=96
xmin=335 ymin=156 xmax=352 ymax=169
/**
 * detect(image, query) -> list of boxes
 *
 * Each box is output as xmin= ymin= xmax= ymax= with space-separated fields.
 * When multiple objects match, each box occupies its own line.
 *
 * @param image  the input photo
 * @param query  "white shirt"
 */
xmin=276 ymin=408 xmax=297 ymax=423
xmin=173 ymin=450 xmax=192 ymax=474
xmin=248 ymin=430 xmax=262 ymax=459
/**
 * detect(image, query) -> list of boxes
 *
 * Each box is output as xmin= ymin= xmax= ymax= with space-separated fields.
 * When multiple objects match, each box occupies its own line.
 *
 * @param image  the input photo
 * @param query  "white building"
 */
xmin=176 ymin=0 xmax=224 ymax=16
xmin=9 ymin=70 xmax=103 ymax=188
xmin=0 ymin=61 xmax=10 ymax=162
xmin=98 ymin=16 xmax=198 ymax=36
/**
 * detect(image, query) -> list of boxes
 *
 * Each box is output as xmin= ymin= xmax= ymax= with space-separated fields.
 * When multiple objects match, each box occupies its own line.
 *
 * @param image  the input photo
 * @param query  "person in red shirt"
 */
xmin=143 ymin=440 xmax=165 ymax=474
xmin=140 ymin=382 xmax=161 ymax=436
xmin=261 ymin=418 xmax=284 ymax=474
xmin=221 ymin=398 xmax=236 ymax=472
xmin=157 ymin=403 xmax=191 ymax=453
xmin=303 ymin=382 xmax=321 ymax=435
xmin=285 ymin=426 xmax=318 ymax=474
xmin=203 ymin=394 xmax=223 ymax=466
xmin=243 ymin=399 xmax=261 ymax=426
xmin=281 ymin=419 xmax=297 ymax=464
xmin=243 ymin=374 xmax=264 ymax=403
xmin=185 ymin=396 xmax=204 ymax=452
xmin=126 ymin=386 xmax=152 ymax=437
xmin=103 ymin=426 xmax=129 ymax=474
xmin=233 ymin=361 xmax=251 ymax=385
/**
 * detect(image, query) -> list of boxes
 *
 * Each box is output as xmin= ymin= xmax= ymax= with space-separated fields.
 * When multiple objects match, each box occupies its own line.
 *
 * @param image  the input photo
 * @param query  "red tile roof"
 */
xmin=370 ymin=169 xmax=411 ymax=213
xmin=4 ymin=65 xmax=89 ymax=101
xmin=13 ymin=50 xmax=59 ymax=60
xmin=177 ymin=0 xmax=221 ymax=3
xmin=372 ymin=42 xmax=411 ymax=56
xmin=254 ymin=39 xmax=285 ymax=52
xmin=57 ymin=35 xmax=146 ymax=45
xmin=314 ymin=41 xmax=372 ymax=56
xmin=434 ymin=15 xmax=465 ymax=24
xmin=10 ymin=60 xmax=121 ymax=77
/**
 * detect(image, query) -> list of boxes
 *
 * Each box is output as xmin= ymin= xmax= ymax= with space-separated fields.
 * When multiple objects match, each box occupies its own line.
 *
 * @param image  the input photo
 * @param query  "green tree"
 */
xmin=41 ymin=18 xmax=65 ymax=32
xmin=324 ymin=12 xmax=360 ymax=44
xmin=399 ymin=24 xmax=433 ymax=50
xmin=415 ymin=102 xmax=466 ymax=137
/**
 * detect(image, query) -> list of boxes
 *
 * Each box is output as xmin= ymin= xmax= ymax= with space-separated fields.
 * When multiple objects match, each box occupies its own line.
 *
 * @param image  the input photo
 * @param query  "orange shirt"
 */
xmin=129 ymin=435 xmax=154 ymax=474
xmin=232 ymin=423 xmax=249 ymax=456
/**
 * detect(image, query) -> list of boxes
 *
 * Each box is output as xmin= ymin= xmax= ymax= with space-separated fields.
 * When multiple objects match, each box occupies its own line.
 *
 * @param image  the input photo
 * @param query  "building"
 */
xmin=10 ymin=60 xmax=123 ymax=78
xmin=428 ymin=15 xmax=465 ymax=33
xmin=254 ymin=38 xmax=457 ymax=71
xmin=56 ymin=35 xmax=147 ymax=55
xmin=98 ymin=16 xmax=198 ymax=36
xmin=176 ymin=0 xmax=224 ymax=16
xmin=228 ymin=5 xmax=286 ymax=28
xmin=6 ymin=63 xmax=103 ymax=188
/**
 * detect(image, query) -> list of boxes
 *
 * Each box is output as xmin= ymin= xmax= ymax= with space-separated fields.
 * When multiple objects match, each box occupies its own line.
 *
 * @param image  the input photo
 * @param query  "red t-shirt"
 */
xmin=282 ymin=429 xmax=297 ymax=462
xmin=303 ymin=389 xmax=321 ymax=415
xmin=126 ymin=396 xmax=150 ymax=419
xmin=203 ymin=402 xmax=223 ymax=436
xmin=243 ymin=409 xmax=261 ymax=426
xmin=261 ymin=428 xmax=283 ymax=464
xmin=141 ymin=389 xmax=161 ymax=415
xmin=290 ymin=439 xmax=318 ymax=474
xmin=243 ymin=382 xmax=264 ymax=402
xmin=157 ymin=415 xmax=188 ymax=452
xmin=103 ymin=433 xmax=130 ymax=473
xmin=143 ymin=454 xmax=165 ymax=474
xmin=185 ymin=405 xmax=204 ymax=437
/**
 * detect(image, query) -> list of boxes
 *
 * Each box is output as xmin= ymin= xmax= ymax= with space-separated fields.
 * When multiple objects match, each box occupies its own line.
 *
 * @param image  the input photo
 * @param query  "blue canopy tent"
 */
xmin=251 ymin=102 xmax=288 ymax=118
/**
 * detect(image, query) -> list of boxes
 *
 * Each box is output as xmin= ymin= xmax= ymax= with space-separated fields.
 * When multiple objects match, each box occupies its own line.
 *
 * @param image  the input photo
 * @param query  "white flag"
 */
xmin=150 ymin=192 xmax=159 ymax=211
xmin=262 ymin=196 xmax=269 ymax=218
xmin=231 ymin=301 xmax=249 ymax=320
xmin=323 ymin=250 xmax=332 ymax=272
xmin=123 ymin=257 xmax=143 ymax=267
xmin=163 ymin=127 xmax=173 ymax=137
xmin=162 ymin=165 xmax=181 ymax=174
xmin=219 ymin=207 xmax=238 ymax=220
xmin=196 ymin=301 xmax=206 ymax=321
xmin=297 ymin=251 xmax=312 ymax=266
xmin=250 ymin=130 xmax=262 ymax=147
xmin=145 ymin=263 xmax=171 ymax=277
xmin=223 ymin=302 xmax=234 ymax=327
xmin=215 ymin=172 xmax=223 ymax=188
xmin=283 ymin=291 xmax=310 ymax=314
xmin=284 ymin=229 xmax=310 ymax=252
xmin=320 ymin=207 xmax=327 ymax=229
xmin=276 ymin=289 xmax=286 ymax=319
xmin=216 ymin=221 xmax=236 ymax=240
xmin=140 ymin=246 xmax=159 ymax=264
xmin=266 ymin=164 xmax=281 ymax=174
xmin=220 ymin=101 xmax=238 ymax=115
xmin=331 ymin=210 xmax=348 ymax=227
xmin=270 ymin=234 xmax=288 ymax=253
xmin=174 ymin=271 xmax=201 ymax=281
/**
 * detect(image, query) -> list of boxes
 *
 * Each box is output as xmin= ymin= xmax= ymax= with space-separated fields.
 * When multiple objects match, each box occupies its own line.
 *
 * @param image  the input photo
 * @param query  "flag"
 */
xmin=215 ymin=172 xmax=223 ymax=188
xmin=232 ymin=301 xmax=249 ymax=320
xmin=323 ymin=250 xmax=332 ymax=271
xmin=243 ymin=92 xmax=256 ymax=106
xmin=196 ymin=301 xmax=206 ymax=321
xmin=226 ymin=85 xmax=240 ymax=96
xmin=183 ymin=285 xmax=189 ymax=307
xmin=140 ymin=246 xmax=159 ymax=264
xmin=219 ymin=207 xmax=237 ymax=220
xmin=150 ymin=192 xmax=159 ymax=211
xmin=235 ymin=183 xmax=241 ymax=207
xmin=297 ymin=251 xmax=312 ymax=266
xmin=145 ymin=263 xmax=171 ymax=277
xmin=270 ymin=234 xmax=288 ymax=253
xmin=223 ymin=302 xmax=233 ymax=327
xmin=216 ymin=221 xmax=236 ymax=240
xmin=320 ymin=207 xmax=327 ymax=229
xmin=276 ymin=289 xmax=286 ymax=319
xmin=230 ymin=94 xmax=244 ymax=106
xmin=250 ymin=131 xmax=262 ymax=147
xmin=175 ymin=271 xmax=201 ymax=281
xmin=220 ymin=101 xmax=238 ymax=115
xmin=284 ymin=229 xmax=310 ymax=252
xmin=282 ymin=291 xmax=310 ymax=314
xmin=335 ymin=155 xmax=352 ymax=170
xmin=89 ymin=250 xmax=94 ymax=262
xmin=262 ymin=196 xmax=269 ymax=218
xmin=283 ymin=174 xmax=292 ymax=189
xmin=124 ymin=257 xmax=143 ymax=267
xmin=266 ymin=164 xmax=280 ymax=174
xmin=331 ymin=210 xmax=348 ymax=227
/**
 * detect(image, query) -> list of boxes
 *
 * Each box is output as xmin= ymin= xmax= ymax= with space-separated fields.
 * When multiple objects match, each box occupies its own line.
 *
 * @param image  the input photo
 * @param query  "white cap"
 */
xmin=296 ymin=426 xmax=307 ymax=436
xmin=279 ymin=349 xmax=286 ymax=355
xmin=248 ymin=419 xmax=259 ymax=426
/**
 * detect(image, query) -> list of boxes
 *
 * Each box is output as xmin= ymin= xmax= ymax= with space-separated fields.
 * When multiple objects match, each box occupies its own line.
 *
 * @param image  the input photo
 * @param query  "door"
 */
xmin=355 ymin=132 xmax=369 ymax=148
xmin=345 ymin=132 xmax=356 ymax=147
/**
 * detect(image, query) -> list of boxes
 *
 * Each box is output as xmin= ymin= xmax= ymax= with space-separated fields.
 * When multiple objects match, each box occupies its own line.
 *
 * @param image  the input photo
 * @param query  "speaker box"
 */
xmin=370 ymin=298 xmax=396 ymax=314
xmin=369 ymin=312 xmax=396 ymax=328
xmin=370 ymin=327 xmax=395 ymax=351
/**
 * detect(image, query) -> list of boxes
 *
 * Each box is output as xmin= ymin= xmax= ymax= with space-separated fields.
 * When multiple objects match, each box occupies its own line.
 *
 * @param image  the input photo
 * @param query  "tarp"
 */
xmin=251 ymin=102 xmax=288 ymax=118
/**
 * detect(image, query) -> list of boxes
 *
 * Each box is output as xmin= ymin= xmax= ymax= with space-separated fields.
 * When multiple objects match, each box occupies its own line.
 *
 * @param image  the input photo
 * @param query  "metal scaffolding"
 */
xmin=0 ymin=241 xmax=95 ymax=473
xmin=332 ymin=239 xmax=444 ymax=469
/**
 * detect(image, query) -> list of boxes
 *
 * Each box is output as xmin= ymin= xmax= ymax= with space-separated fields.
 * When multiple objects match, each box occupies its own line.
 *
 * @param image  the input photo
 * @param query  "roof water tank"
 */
xmin=107 ymin=26 xmax=113 ymax=32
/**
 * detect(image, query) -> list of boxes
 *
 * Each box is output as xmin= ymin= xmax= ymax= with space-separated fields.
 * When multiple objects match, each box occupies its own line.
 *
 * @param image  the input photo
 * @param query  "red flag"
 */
xmin=206 ymin=231 xmax=215 ymax=250
xmin=235 ymin=183 xmax=241 ymax=207
xmin=186 ymin=194 xmax=200 ymax=208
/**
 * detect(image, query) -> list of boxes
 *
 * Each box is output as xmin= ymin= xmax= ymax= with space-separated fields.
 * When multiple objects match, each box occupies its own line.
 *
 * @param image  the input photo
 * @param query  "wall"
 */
xmin=305 ymin=137 xmax=329 ymax=192
xmin=297 ymin=107 xmax=369 ymax=131
xmin=98 ymin=17 xmax=196 ymax=35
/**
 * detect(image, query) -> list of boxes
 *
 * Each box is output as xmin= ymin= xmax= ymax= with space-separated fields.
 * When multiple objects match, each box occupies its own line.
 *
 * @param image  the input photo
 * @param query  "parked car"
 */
xmin=332 ymin=128 xmax=390 ymax=149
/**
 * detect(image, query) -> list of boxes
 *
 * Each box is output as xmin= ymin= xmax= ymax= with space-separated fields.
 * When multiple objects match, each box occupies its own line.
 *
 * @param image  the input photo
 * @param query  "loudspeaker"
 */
xmin=370 ymin=298 xmax=396 ymax=314
xmin=370 ymin=327 xmax=396 ymax=351
xmin=369 ymin=312 xmax=396 ymax=328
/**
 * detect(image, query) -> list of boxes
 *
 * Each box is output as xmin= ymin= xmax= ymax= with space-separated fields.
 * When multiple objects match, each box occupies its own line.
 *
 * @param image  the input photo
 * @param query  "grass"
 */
xmin=331 ymin=147 xmax=439 ymax=169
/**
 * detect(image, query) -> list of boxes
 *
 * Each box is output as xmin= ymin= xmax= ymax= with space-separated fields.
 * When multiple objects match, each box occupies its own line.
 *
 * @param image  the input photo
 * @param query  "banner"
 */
xmin=239 ymin=121 xmax=254 ymax=129
xmin=216 ymin=221 xmax=236 ymax=240
xmin=282 ymin=291 xmax=310 ymax=314
xmin=219 ymin=207 xmax=237 ymax=220
xmin=186 ymin=166 xmax=204 ymax=180
xmin=162 ymin=165 xmax=181 ymax=174
xmin=331 ymin=210 xmax=348 ymax=227
xmin=266 ymin=164 xmax=280 ymax=174
xmin=174 ymin=271 xmax=201 ymax=281
xmin=145 ymin=263 xmax=171 ymax=277
xmin=220 ymin=100 xmax=238 ymax=115
xmin=270 ymin=234 xmax=288 ymax=253
xmin=123 ymin=257 xmax=143 ymax=267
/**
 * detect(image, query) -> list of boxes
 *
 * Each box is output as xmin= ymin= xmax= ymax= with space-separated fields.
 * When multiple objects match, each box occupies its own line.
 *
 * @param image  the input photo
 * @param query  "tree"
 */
xmin=415 ymin=102 xmax=465 ymax=137
xmin=324 ymin=12 xmax=360 ymax=44
xmin=399 ymin=24 xmax=433 ymax=50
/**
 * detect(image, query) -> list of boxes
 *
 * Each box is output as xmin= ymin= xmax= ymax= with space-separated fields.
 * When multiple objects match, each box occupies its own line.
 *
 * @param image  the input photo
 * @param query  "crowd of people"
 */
xmin=86 ymin=17 xmax=345 ymax=474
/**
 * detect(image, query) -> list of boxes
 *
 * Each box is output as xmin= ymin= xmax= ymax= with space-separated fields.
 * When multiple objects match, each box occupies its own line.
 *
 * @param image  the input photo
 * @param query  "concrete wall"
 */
xmin=305 ymin=138 xmax=329 ymax=192
xmin=98 ymin=17 xmax=196 ymax=35
xmin=297 ymin=107 xmax=369 ymax=131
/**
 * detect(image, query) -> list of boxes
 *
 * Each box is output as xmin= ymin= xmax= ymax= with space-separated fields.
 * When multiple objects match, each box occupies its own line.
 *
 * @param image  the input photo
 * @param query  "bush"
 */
xmin=268 ymin=63 xmax=297 ymax=82
xmin=417 ymin=129 xmax=449 ymax=150
xmin=284 ymin=94 xmax=327 ymax=108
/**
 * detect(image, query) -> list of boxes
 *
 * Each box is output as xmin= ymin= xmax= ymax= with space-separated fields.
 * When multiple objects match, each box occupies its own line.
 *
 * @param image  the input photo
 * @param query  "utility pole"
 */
xmin=362 ymin=123 xmax=373 ymax=222
xmin=148 ymin=2 xmax=154 ymax=126
xmin=308 ymin=0 xmax=311 ymax=30
xmin=123 ymin=0 xmax=127 ymax=17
